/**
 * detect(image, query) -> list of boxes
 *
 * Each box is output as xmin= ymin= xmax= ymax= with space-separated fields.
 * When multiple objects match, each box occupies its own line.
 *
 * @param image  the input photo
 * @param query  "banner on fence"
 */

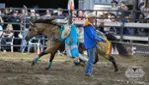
xmin=111 ymin=41 xmax=149 ymax=56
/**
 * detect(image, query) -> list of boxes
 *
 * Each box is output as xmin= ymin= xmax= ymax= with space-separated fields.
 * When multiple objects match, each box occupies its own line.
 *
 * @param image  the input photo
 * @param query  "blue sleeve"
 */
xmin=86 ymin=27 xmax=104 ymax=42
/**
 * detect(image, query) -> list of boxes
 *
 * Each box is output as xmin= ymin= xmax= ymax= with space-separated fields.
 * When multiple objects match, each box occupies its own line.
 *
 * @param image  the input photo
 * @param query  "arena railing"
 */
xmin=1 ymin=7 xmax=149 ymax=52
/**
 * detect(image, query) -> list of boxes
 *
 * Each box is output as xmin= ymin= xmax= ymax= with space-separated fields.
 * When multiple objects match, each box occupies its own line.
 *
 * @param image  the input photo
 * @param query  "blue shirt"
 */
xmin=83 ymin=25 xmax=104 ymax=49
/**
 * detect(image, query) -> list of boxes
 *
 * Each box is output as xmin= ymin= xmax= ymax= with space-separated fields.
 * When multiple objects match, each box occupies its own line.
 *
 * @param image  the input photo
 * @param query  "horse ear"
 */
xmin=29 ymin=21 xmax=35 ymax=26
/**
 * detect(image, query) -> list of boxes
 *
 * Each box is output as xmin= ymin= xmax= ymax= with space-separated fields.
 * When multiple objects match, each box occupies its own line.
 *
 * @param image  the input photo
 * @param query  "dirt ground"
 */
xmin=0 ymin=52 xmax=149 ymax=85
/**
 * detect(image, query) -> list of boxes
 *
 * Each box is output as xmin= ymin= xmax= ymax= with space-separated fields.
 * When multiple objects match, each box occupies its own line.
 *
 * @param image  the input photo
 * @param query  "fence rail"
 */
xmin=1 ymin=7 xmax=149 ymax=53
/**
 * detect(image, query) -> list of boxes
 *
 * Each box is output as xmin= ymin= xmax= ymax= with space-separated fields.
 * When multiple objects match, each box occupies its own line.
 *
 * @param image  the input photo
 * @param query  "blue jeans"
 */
xmin=84 ymin=47 xmax=96 ymax=75
xmin=20 ymin=39 xmax=27 ymax=52
xmin=20 ymin=29 xmax=28 ymax=52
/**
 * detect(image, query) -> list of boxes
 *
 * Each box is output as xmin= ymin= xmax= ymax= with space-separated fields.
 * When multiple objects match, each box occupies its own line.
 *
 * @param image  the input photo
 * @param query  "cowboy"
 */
xmin=83 ymin=12 xmax=106 ymax=76
xmin=60 ymin=23 xmax=80 ymax=65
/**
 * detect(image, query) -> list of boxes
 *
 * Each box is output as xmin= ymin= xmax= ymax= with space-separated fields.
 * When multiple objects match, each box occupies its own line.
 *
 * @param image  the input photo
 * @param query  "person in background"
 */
xmin=73 ymin=10 xmax=84 ymax=21
xmin=56 ymin=8 xmax=64 ymax=18
xmin=19 ymin=8 xmax=30 ymax=52
xmin=30 ymin=9 xmax=40 ymax=21
xmin=8 ymin=11 xmax=21 ymax=37
xmin=8 ymin=11 xmax=21 ymax=51
xmin=110 ymin=0 xmax=119 ymax=16
xmin=0 ymin=10 xmax=4 ymax=36
xmin=41 ymin=9 xmax=52 ymax=19
xmin=1 ymin=24 xmax=14 ymax=52
xmin=117 ymin=1 xmax=130 ymax=22
xmin=83 ymin=12 xmax=106 ymax=77
xmin=3 ymin=8 xmax=11 ymax=22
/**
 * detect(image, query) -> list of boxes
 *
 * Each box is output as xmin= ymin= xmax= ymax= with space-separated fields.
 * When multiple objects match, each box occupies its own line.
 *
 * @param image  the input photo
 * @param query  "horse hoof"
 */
xmin=45 ymin=67 xmax=50 ymax=70
xmin=115 ymin=69 xmax=119 ymax=72
xmin=31 ymin=61 xmax=35 ymax=66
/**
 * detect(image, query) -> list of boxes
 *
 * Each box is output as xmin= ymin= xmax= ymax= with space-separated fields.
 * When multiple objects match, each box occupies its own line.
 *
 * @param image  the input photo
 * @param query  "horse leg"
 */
xmin=45 ymin=52 xmax=57 ymax=70
xmin=94 ymin=53 xmax=99 ymax=64
xmin=31 ymin=51 xmax=48 ymax=66
xmin=44 ymin=41 xmax=62 ymax=70
xmin=108 ymin=55 xmax=118 ymax=72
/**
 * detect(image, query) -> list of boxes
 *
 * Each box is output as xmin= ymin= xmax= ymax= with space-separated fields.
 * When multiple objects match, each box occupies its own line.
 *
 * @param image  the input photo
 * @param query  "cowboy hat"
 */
xmin=85 ymin=12 xmax=96 ymax=18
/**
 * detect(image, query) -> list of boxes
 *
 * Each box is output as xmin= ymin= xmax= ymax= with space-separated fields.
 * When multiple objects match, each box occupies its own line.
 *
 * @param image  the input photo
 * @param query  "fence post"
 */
xmin=120 ymin=10 xmax=125 ymax=41
xmin=95 ymin=10 xmax=97 ymax=27
xmin=148 ymin=32 xmax=149 ymax=43
xmin=120 ymin=22 xmax=124 ymax=41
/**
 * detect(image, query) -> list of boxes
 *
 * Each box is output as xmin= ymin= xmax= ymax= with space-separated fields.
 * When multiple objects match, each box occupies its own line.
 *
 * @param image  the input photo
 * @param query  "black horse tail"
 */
xmin=105 ymin=33 xmax=130 ymax=57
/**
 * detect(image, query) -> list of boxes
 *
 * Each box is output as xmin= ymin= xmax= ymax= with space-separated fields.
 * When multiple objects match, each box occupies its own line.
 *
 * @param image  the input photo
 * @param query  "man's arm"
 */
xmin=86 ymin=27 xmax=104 ymax=42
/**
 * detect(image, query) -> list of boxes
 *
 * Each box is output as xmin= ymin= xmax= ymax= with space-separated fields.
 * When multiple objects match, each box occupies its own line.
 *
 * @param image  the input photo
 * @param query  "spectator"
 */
xmin=117 ymin=2 xmax=130 ymax=22
xmin=41 ymin=9 xmax=52 ymax=19
xmin=8 ymin=11 xmax=21 ymax=37
xmin=56 ymin=8 xmax=64 ymax=18
xmin=103 ymin=13 xmax=117 ymax=34
xmin=7 ymin=11 xmax=21 ymax=51
xmin=19 ymin=8 xmax=30 ymax=53
xmin=110 ymin=0 xmax=119 ymax=16
xmin=19 ymin=8 xmax=29 ymax=22
xmin=123 ymin=15 xmax=133 ymax=35
xmin=29 ymin=9 xmax=40 ymax=21
xmin=3 ymin=8 xmax=10 ymax=22
xmin=14 ymin=10 xmax=19 ymax=16
xmin=137 ymin=14 xmax=148 ymax=36
xmin=19 ymin=8 xmax=30 ymax=29
xmin=73 ymin=10 xmax=84 ymax=21
xmin=139 ymin=0 xmax=147 ymax=18
xmin=72 ymin=10 xmax=77 ymax=21
xmin=0 ymin=10 xmax=4 ymax=36
xmin=138 ymin=13 xmax=145 ymax=23
xmin=144 ymin=8 xmax=149 ymax=22
xmin=1 ymin=24 xmax=14 ymax=52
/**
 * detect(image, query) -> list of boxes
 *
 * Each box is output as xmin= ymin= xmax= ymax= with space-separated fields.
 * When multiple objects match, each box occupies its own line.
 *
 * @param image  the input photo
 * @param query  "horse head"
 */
xmin=25 ymin=21 xmax=39 ymax=41
xmin=26 ymin=18 xmax=62 ymax=41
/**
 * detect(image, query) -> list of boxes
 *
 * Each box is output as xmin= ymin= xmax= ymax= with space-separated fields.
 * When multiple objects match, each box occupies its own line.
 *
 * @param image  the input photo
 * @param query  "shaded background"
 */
xmin=0 ymin=0 xmax=78 ymax=8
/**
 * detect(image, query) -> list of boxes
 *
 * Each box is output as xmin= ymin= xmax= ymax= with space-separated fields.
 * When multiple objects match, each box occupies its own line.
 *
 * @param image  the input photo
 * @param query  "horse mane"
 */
xmin=33 ymin=18 xmax=56 ymax=24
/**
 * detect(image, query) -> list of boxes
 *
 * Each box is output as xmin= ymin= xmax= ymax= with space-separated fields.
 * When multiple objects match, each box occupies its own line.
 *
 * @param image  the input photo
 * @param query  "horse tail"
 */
xmin=105 ymin=33 xmax=130 ymax=57
xmin=114 ymin=42 xmax=129 ymax=57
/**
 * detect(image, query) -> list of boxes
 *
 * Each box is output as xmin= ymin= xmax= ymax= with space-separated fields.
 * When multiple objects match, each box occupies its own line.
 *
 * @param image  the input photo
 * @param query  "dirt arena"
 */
xmin=0 ymin=52 xmax=148 ymax=85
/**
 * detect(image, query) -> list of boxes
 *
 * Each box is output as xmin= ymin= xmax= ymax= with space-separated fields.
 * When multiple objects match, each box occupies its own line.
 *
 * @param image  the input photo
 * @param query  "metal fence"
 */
xmin=0 ymin=7 xmax=149 ymax=55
